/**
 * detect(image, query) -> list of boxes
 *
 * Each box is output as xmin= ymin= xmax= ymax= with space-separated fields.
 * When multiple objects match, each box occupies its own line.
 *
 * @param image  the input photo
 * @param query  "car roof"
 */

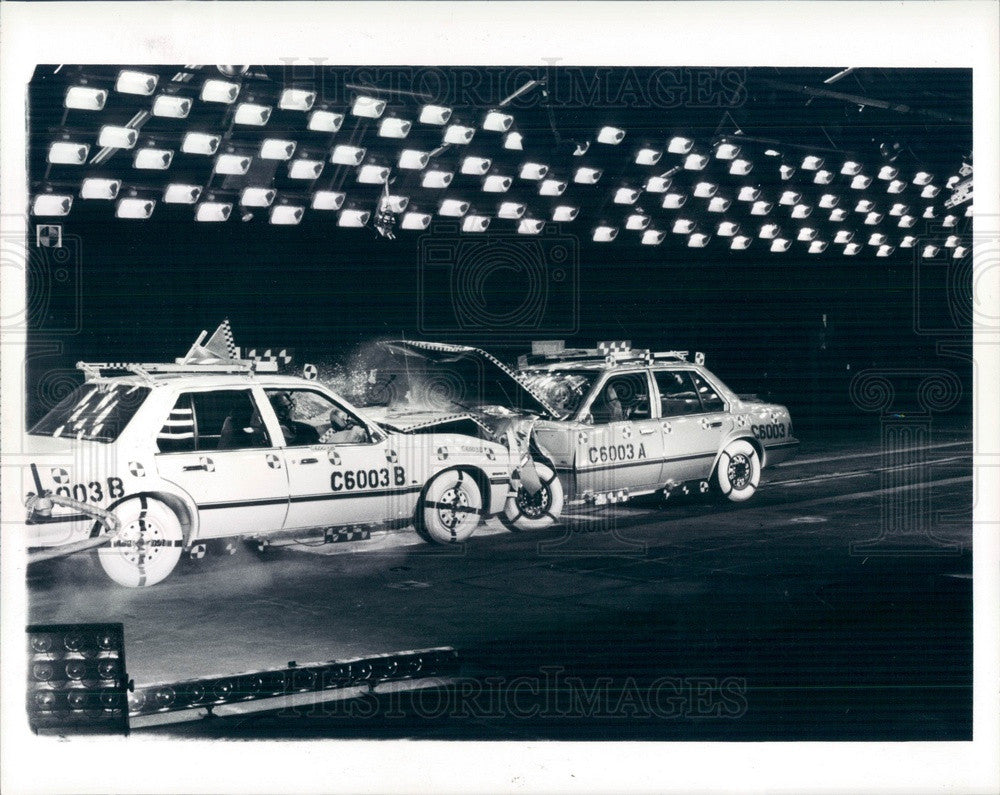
xmin=521 ymin=361 xmax=699 ymax=374
xmin=83 ymin=373 xmax=319 ymax=390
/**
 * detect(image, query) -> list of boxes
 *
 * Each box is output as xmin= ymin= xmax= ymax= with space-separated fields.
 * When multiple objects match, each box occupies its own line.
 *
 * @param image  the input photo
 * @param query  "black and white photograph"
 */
xmin=1 ymin=3 xmax=998 ymax=793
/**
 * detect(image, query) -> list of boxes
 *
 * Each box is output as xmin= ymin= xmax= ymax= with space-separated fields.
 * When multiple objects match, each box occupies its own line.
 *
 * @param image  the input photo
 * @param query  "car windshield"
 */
xmin=29 ymin=383 xmax=150 ymax=443
xmin=519 ymin=370 xmax=599 ymax=418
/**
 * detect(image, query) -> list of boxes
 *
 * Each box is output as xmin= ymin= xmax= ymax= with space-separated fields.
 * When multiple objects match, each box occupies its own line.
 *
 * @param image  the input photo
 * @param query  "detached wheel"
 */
xmin=98 ymin=497 xmax=184 ymax=587
xmin=416 ymin=469 xmax=484 ymax=544
xmin=501 ymin=461 xmax=564 ymax=531
xmin=714 ymin=439 xmax=761 ymax=503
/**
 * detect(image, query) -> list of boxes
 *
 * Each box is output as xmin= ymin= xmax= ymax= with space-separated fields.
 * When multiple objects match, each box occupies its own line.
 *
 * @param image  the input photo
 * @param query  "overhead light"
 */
xmin=641 ymin=229 xmax=666 ymax=245
xmin=288 ymin=158 xmax=323 ymax=179
xmin=672 ymin=218 xmax=695 ymax=234
xmin=398 ymin=149 xmax=429 ymax=170
xmin=98 ymin=126 xmax=138 ymax=149
xmin=182 ymin=132 xmax=221 ymax=155
xmin=201 ymin=79 xmax=240 ymax=104
xmin=779 ymin=164 xmax=796 ymax=180
xmin=32 ymin=194 xmax=73 ymax=216
xmin=855 ymin=199 xmax=875 ymax=213
xmin=834 ymin=230 xmax=854 ymax=244
xmin=312 ymin=191 xmax=346 ymax=211
xmin=461 ymin=156 xmax=492 ymax=176
xmin=422 ymin=170 xmax=453 ymax=189
xmin=946 ymin=175 xmax=960 ymax=189
xmin=338 ymin=208 xmax=370 ymax=227
xmin=887 ymin=180 xmax=907 ymax=193
xmin=279 ymin=88 xmax=316 ymax=111
xmin=115 ymin=70 xmax=158 ymax=95
xmin=80 ymin=178 xmax=121 ymax=200
xmin=797 ymin=227 xmax=818 ymax=241
xmin=715 ymin=142 xmax=740 ymax=160
xmin=645 ymin=175 xmax=671 ymax=192
xmin=668 ymin=136 xmax=694 ymax=154
xmin=813 ymin=170 xmax=834 ymax=185
xmin=330 ymin=145 xmax=366 ymax=166
xmin=574 ymin=167 xmax=602 ymax=184
xmin=921 ymin=184 xmax=940 ymax=199
xmin=65 ymin=85 xmax=107 ymax=111
xmin=419 ymin=104 xmax=452 ymax=125
xmin=829 ymin=208 xmax=848 ymax=222
xmin=759 ymin=224 xmax=780 ymax=239
xmin=214 ymin=154 xmax=252 ymax=175
xmin=662 ymin=193 xmax=687 ymax=209
xmin=965 ymin=204 xmax=974 ymax=217
xmin=717 ymin=221 xmax=740 ymax=237
xmin=912 ymin=171 xmax=934 ymax=186
xmin=482 ymin=174 xmax=512 ymax=193
xmin=234 ymin=103 xmax=272 ymax=126
xmin=922 ymin=207 xmax=936 ymax=218
xmin=498 ymin=202 xmax=526 ymax=220
xmin=133 ymin=148 xmax=173 ymax=170
xmin=841 ymin=161 xmax=863 ymax=176
xmin=597 ymin=126 xmax=625 ymax=145
xmin=357 ymin=164 xmax=390 ymax=184
xmin=504 ymin=131 xmax=524 ymax=150
xmin=864 ymin=212 xmax=883 ymax=225
xmin=808 ymin=240 xmax=828 ymax=254
xmin=944 ymin=235 xmax=960 ymax=248
xmin=351 ymin=96 xmax=386 ymax=118
xmin=115 ymin=197 xmax=155 ymax=219
xmin=730 ymin=158 xmax=754 ymax=176
xmin=876 ymin=245 xmax=895 ymax=257
xmin=889 ymin=203 xmax=908 ymax=216
xmin=636 ymin=148 xmax=662 ymax=166
xmin=625 ymin=213 xmax=650 ymax=231
xmin=462 ymin=215 xmax=491 ymax=233
xmin=843 ymin=243 xmax=861 ymax=255
xmin=260 ymin=139 xmax=296 ymax=160
xmin=48 ymin=142 xmax=89 ymax=165
xmin=520 ymin=162 xmax=548 ymax=180
xmin=707 ymin=197 xmax=731 ymax=213
xmin=444 ymin=124 xmax=476 ymax=144
xmin=270 ymin=205 xmax=304 ymax=225
xmin=750 ymin=200 xmax=772 ymax=216
xmin=764 ymin=149 xmax=781 ymax=157
xmin=897 ymin=235 xmax=916 ymax=249
xmin=518 ymin=218 xmax=544 ymax=235
xmin=791 ymin=204 xmax=812 ymax=219
xmin=689 ymin=233 xmax=712 ymax=248
xmin=379 ymin=117 xmax=412 ymax=138
xmin=868 ymin=233 xmax=887 ymax=246
xmin=483 ymin=110 xmax=514 ymax=132
xmin=152 ymin=95 xmax=192 ymax=118
xmin=438 ymin=198 xmax=469 ymax=217
xmin=801 ymin=155 xmax=824 ymax=170
xmin=731 ymin=235 xmax=752 ymax=250
xmin=898 ymin=214 xmax=916 ymax=228
xmin=593 ymin=225 xmax=619 ymax=242
xmin=240 ymin=187 xmax=276 ymax=207
xmin=877 ymin=165 xmax=898 ymax=180
xmin=540 ymin=179 xmax=567 ymax=197
xmin=195 ymin=202 xmax=232 ymax=222
xmin=738 ymin=186 xmax=761 ymax=202
xmin=401 ymin=211 xmax=432 ymax=230
xmin=922 ymin=244 xmax=940 ymax=257
xmin=693 ymin=182 xmax=718 ymax=198
xmin=943 ymin=214 xmax=958 ymax=228
xmin=684 ymin=153 xmax=708 ymax=170
xmin=308 ymin=110 xmax=344 ymax=132
xmin=770 ymin=238 xmax=791 ymax=252
xmin=552 ymin=206 xmax=579 ymax=222
xmin=613 ymin=187 xmax=640 ymax=204
xmin=779 ymin=190 xmax=801 ymax=206
xmin=573 ymin=141 xmax=590 ymax=156
xmin=163 ymin=184 xmax=202 ymax=204
xmin=850 ymin=175 xmax=872 ymax=190
xmin=819 ymin=194 xmax=840 ymax=208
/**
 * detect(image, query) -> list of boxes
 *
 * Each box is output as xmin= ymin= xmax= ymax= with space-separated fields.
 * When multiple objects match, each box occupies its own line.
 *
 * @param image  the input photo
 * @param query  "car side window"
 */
xmin=589 ymin=373 xmax=651 ymax=424
xmin=691 ymin=372 xmax=726 ymax=413
xmin=264 ymin=388 xmax=372 ymax=447
xmin=654 ymin=370 xmax=702 ymax=416
xmin=157 ymin=390 xmax=271 ymax=453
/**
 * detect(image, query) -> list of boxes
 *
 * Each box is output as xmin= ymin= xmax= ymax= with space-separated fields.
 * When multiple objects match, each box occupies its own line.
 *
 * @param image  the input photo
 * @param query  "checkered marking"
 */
xmin=50 ymin=468 xmax=70 ymax=485
xmin=386 ymin=449 xmax=399 ymax=464
xmin=485 ymin=448 xmax=496 ymax=461
xmin=662 ymin=421 xmax=672 ymax=434
xmin=188 ymin=543 xmax=207 ymax=560
xmin=597 ymin=341 xmax=630 ymax=354
xmin=325 ymin=526 xmax=371 ymax=543
xmin=219 ymin=319 xmax=239 ymax=359
xmin=327 ymin=450 xmax=341 ymax=466
xmin=437 ymin=446 xmax=449 ymax=460
xmin=302 ymin=363 xmax=318 ymax=380
xmin=735 ymin=414 xmax=749 ymax=428
xmin=128 ymin=461 xmax=145 ymax=478
xmin=199 ymin=456 xmax=215 ymax=473
xmin=578 ymin=431 xmax=589 ymax=445
xmin=246 ymin=348 xmax=294 ymax=366
xmin=620 ymin=425 xmax=633 ymax=439
xmin=699 ymin=481 xmax=710 ymax=494
xmin=266 ymin=454 xmax=281 ymax=469
xmin=700 ymin=417 xmax=711 ymax=430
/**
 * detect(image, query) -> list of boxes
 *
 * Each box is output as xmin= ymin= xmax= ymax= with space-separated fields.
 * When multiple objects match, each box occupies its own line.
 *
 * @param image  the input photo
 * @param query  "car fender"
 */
xmin=100 ymin=483 xmax=200 ymax=546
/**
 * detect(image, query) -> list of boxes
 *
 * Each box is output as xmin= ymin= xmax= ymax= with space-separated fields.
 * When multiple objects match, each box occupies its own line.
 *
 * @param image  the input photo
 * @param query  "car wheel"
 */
xmin=97 ymin=497 xmax=184 ymax=587
xmin=500 ymin=461 xmax=564 ymax=531
xmin=415 ymin=469 xmax=484 ymax=544
xmin=714 ymin=439 xmax=761 ymax=503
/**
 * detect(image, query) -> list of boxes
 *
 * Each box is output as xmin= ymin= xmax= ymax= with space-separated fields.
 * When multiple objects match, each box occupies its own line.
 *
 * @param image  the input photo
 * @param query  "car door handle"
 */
xmin=183 ymin=464 xmax=208 ymax=472
xmin=298 ymin=457 xmax=319 ymax=465
xmin=639 ymin=427 xmax=656 ymax=435
xmin=709 ymin=421 xmax=723 ymax=428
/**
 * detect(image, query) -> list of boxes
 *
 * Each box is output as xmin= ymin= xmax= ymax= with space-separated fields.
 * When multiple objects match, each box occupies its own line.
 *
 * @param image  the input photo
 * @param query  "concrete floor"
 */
xmin=27 ymin=425 xmax=974 ymax=739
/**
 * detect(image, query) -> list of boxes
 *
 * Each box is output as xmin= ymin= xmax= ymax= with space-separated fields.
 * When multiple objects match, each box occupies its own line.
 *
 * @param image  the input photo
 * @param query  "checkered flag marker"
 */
xmin=199 ymin=456 xmax=215 ymax=472
xmin=662 ymin=421 xmax=672 ymax=434
xmin=50 ymin=468 xmax=70 ymax=485
xmin=328 ymin=450 xmax=341 ymax=466
xmin=246 ymin=348 xmax=294 ymax=367
xmin=485 ymin=448 xmax=496 ymax=461
xmin=621 ymin=425 xmax=633 ymax=439
xmin=437 ymin=446 xmax=449 ymax=460
xmin=386 ymin=449 xmax=399 ymax=464
xmin=128 ymin=461 xmax=145 ymax=478
xmin=204 ymin=319 xmax=240 ymax=360
xmin=266 ymin=454 xmax=281 ymax=469
xmin=302 ymin=363 xmax=318 ymax=380
xmin=36 ymin=224 xmax=62 ymax=248
xmin=188 ymin=543 xmax=207 ymax=560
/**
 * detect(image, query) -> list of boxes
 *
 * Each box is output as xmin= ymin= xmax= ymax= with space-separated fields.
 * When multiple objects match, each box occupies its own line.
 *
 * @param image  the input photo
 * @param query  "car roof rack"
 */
xmin=76 ymin=358 xmax=278 ymax=385
xmin=519 ymin=340 xmax=705 ymax=368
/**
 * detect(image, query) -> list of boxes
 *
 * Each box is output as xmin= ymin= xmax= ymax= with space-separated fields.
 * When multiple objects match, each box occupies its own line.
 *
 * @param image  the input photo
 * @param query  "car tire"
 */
xmin=415 ymin=469 xmax=484 ymax=544
xmin=500 ymin=461 xmax=564 ymax=532
xmin=97 ymin=497 xmax=184 ymax=587
xmin=714 ymin=439 xmax=761 ymax=502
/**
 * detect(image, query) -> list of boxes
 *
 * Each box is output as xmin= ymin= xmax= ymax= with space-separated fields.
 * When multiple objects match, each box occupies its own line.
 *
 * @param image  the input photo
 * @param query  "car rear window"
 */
xmin=29 ymin=383 xmax=150 ymax=443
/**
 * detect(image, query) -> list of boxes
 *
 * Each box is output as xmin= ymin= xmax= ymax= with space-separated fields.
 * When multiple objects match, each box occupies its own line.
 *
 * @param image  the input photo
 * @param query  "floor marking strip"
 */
xmin=771 ymin=454 xmax=972 ymax=487
xmin=777 ymin=440 xmax=971 ymax=468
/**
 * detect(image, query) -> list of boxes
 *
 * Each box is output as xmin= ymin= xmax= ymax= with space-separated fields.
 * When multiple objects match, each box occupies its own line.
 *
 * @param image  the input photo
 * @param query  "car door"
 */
xmin=575 ymin=370 xmax=665 ymax=495
xmin=262 ymin=387 xmax=397 ymax=529
xmin=154 ymin=387 xmax=289 ymax=538
xmin=652 ymin=369 xmax=730 ymax=483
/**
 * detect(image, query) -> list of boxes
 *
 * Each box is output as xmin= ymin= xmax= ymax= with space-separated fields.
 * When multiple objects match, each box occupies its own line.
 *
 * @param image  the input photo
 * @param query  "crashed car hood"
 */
xmin=379 ymin=340 xmax=560 ymax=419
